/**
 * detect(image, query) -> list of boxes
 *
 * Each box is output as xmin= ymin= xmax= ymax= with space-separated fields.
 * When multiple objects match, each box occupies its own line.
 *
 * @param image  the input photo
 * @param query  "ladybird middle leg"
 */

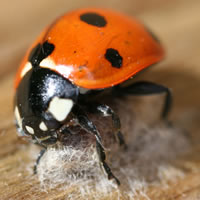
xmin=87 ymin=103 xmax=127 ymax=149
xmin=114 ymin=81 xmax=172 ymax=120
xmin=72 ymin=105 xmax=120 ymax=185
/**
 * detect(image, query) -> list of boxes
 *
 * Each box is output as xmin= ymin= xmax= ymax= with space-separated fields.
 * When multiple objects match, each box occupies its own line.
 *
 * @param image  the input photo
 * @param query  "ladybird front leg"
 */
xmin=87 ymin=104 xmax=127 ymax=149
xmin=72 ymin=105 xmax=120 ymax=185
xmin=114 ymin=81 xmax=172 ymax=120
xmin=34 ymin=148 xmax=46 ymax=174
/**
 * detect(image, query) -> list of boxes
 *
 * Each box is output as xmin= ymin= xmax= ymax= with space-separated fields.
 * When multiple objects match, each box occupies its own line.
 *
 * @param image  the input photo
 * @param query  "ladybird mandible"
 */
xmin=14 ymin=8 xmax=171 ymax=185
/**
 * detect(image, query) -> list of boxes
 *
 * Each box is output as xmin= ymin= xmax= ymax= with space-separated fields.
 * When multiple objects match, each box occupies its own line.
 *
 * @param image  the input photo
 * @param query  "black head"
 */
xmin=14 ymin=67 xmax=79 ymax=145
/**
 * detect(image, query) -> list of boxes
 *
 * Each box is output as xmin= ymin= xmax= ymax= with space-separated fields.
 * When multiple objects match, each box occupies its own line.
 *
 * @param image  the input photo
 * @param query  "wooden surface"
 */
xmin=1 ymin=0 xmax=200 ymax=199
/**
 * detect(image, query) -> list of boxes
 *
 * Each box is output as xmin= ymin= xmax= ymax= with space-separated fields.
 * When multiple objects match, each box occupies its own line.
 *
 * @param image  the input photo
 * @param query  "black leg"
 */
xmin=87 ymin=104 xmax=127 ymax=149
xmin=72 ymin=105 xmax=120 ymax=185
xmin=96 ymin=141 xmax=120 ymax=185
xmin=34 ymin=148 xmax=46 ymax=174
xmin=114 ymin=81 xmax=172 ymax=119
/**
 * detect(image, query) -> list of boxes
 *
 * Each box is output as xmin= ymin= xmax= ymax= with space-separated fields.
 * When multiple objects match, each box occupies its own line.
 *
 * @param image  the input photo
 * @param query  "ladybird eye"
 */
xmin=47 ymin=97 xmax=74 ymax=122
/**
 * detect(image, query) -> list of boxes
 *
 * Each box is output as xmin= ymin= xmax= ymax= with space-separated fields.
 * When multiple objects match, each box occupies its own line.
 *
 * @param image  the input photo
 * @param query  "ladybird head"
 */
xmin=14 ymin=41 xmax=79 ymax=145
xmin=14 ymin=65 xmax=79 ymax=146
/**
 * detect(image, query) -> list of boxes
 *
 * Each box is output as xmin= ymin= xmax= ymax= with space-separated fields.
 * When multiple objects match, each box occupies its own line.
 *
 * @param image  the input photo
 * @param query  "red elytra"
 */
xmin=15 ymin=8 xmax=164 ymax=89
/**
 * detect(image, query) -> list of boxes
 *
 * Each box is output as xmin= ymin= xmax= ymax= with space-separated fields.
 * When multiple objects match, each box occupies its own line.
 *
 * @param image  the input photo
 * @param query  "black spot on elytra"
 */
xmin=105 ymin=48 xmax=123 ymax=68
xmin=80 ymin=12 xmax=107 ymax=27
xmin=28 ymin=41 xmax=55 ymax=67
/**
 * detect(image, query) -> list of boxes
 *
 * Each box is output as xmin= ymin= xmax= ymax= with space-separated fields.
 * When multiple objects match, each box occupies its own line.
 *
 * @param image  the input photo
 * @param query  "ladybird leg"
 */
xmin=72 ymin=105 xmax=120 ymax=185
xmin=96 ymin=140 xmax=120 ymax=185
xmin=33 ymin=148 xmax=46 ymax=174
xmin=87 ymin=104 xmax=127 ymax=149
xmin=115 ymin=81 xmax=172 ymax=119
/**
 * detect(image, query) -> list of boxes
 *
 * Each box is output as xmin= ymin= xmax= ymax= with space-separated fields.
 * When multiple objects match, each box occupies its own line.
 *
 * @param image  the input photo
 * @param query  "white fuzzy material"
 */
xmin=31 ymin=121 xmax=190 ymax=199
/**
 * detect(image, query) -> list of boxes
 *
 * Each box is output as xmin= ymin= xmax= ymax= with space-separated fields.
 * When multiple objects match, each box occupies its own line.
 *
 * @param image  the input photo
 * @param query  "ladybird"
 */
xmin=14 ymin=8 xmax=171 ymax=185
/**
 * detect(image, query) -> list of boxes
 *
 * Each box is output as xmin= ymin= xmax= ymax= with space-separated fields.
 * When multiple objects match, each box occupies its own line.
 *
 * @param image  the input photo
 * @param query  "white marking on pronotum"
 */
xmin=40 ymin=57 xmax=56 ymax=69
xmin=20 ymin=62 xmax=32 ymax=78
xmin=39 ymin=121 xmax=48 ymax=131
xmin=40 ymin=57 xmax=74 ymax=79
xmin=48 ymin=97 xmax=73 ymax=121
xmin=25 ymin=126 xmax=34 ymax=134
xmin=14 ymin=106 xmax=23 ymax=130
